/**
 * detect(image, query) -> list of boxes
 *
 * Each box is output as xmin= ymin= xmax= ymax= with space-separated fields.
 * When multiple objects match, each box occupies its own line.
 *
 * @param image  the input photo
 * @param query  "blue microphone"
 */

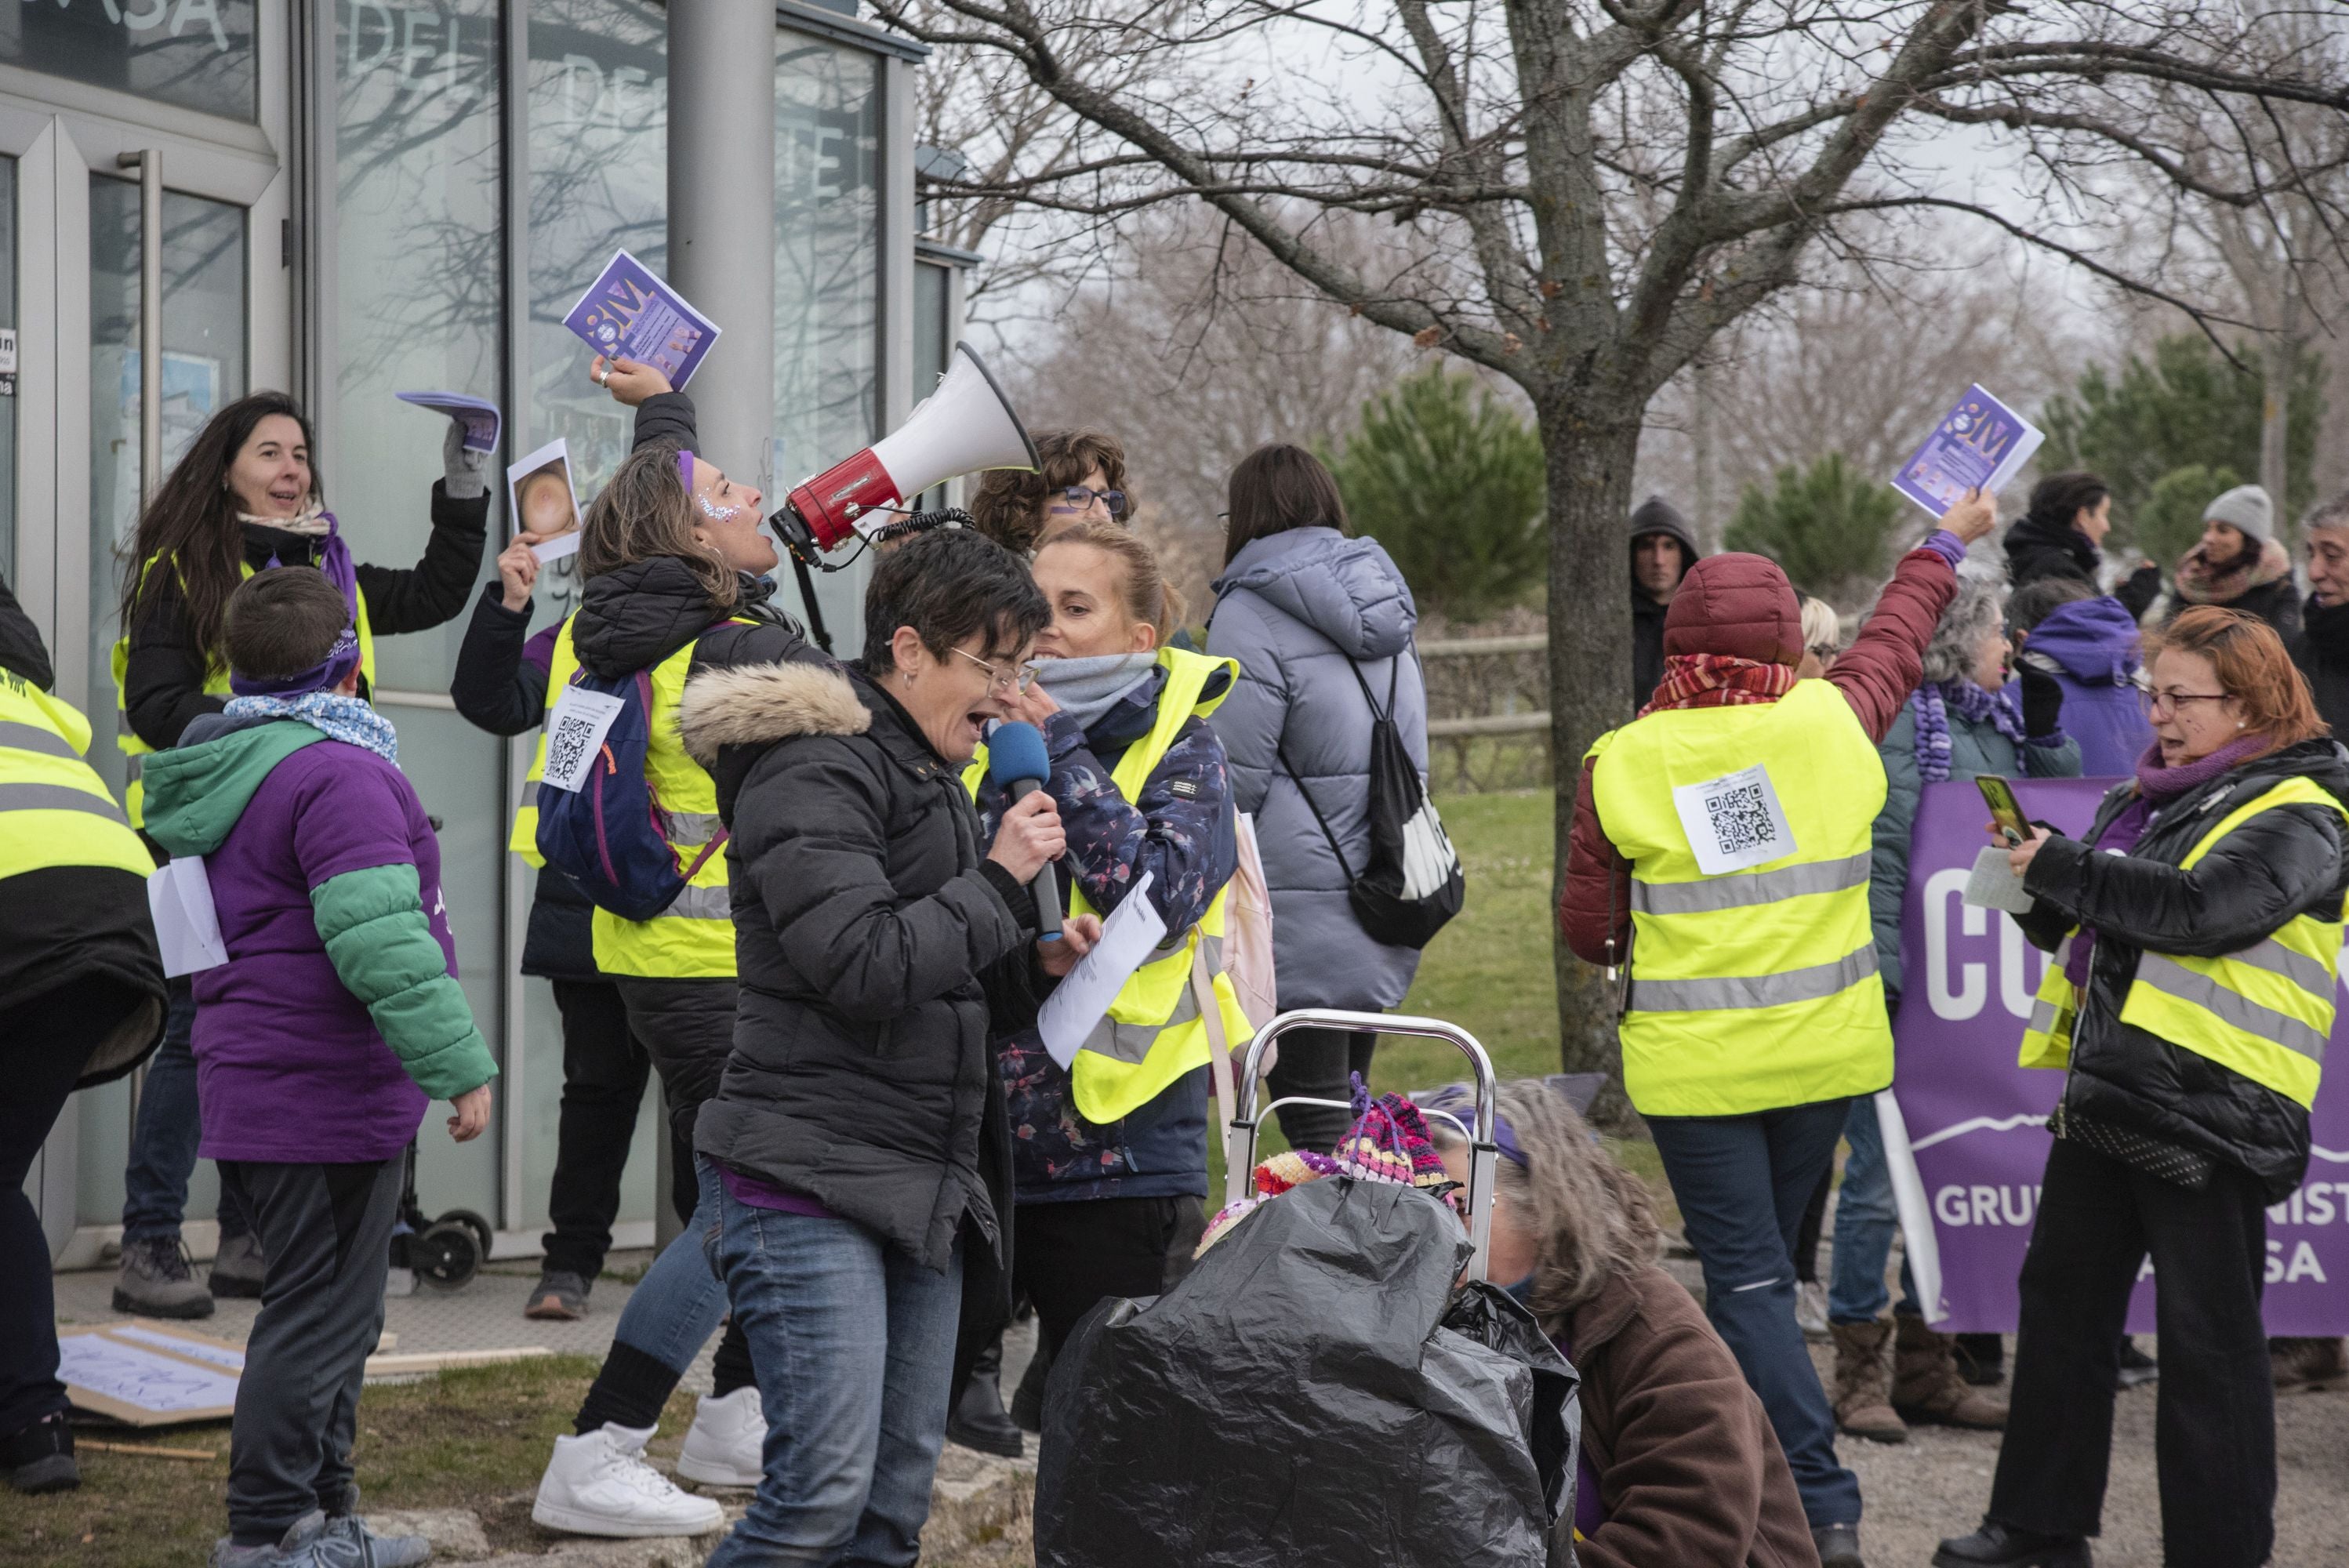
xmin=986 ymin=721 xmax=1062 ymax=938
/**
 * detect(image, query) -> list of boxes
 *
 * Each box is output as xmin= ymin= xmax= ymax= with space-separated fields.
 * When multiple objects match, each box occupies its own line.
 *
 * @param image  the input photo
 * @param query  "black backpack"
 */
xmin=1278 ymin=655 xmax=1464 ymax=949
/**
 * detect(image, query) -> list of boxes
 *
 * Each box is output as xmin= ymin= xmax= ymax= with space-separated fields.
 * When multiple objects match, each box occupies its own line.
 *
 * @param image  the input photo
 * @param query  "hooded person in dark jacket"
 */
xmin=1630 ymin=495 xmax=1701 ymax=708
xmin=676 ymin=529 xmax=1070 ymax=1568
xmin=1937 ymin=607 xmax=2347 ymax=1568
xmin=2002 ymin=470 xmax=2162 ymax=621
xmin=2004 ymin=579 xmax=2155 ymax=778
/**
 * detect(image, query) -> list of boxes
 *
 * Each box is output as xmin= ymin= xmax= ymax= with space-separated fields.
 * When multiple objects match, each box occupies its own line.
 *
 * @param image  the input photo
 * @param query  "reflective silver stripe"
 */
xmin=514 ymin=779 xmax=539 ymax=810
xmin=1076 ymin=972 xmax=1204 ymax=1065
xmin=0 ymin=721 xmax=83 ymax=761
xmin=2231 ymin=935 xmax=2336 ymax=1002
xmin=665 ymin=810 xmax=724 ymax=848
xmin=2028 ymin=998 xmax=2064 ymax=1037
xmin=2134 ymin=953 xmax=2329 ymax=1062
xmin=0 ymin=781 xmax=129 ymax=822
xmin=1631 ymin=851 xmax=1872 ymax=916
xmin=663 ymin=882 xmax=734 ymax=920
xmin=1633 ymin=946 xmax=1878 ymax=1014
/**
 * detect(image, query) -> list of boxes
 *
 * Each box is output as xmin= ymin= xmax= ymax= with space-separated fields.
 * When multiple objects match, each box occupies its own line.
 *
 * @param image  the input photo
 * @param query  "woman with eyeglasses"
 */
xmin=1935 ymin=607 xmax=2347 ymax=1568
xmin=677 ymin=528 xmax=1082 ymax=1566
xmin=968 ymin=429 xmax=1131 ymax=554
xmin=1418 ymin=1080 xmax=1817 ymax=1567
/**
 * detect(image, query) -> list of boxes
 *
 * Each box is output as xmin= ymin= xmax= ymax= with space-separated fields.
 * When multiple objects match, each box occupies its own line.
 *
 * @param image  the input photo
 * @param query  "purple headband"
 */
xmin=677 ymin=448 xmax=697 ymax=492
xmin=231 ymin=625 xmax=361 ymax=699
xmin=1419 ymin=1084 xmax=1528 ymax=1169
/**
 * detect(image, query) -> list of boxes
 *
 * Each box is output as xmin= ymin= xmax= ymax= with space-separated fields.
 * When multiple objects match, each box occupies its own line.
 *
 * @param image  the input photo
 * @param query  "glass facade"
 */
xmin=0 ymin=0 xmax=259 ymax=121
xmin=528 ymin=0 xmax=667 ymax=499
xmin=13 ymin=0 xmax=913 ymax=1249
xmin=85 ymin=182 xmax=250 ymax=804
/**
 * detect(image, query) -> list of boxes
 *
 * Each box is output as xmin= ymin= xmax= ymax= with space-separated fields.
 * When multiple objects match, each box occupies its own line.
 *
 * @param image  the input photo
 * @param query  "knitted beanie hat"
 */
xmin=2203 ymin=484 xmax=2274 ymax=544
xmin=1331 ymin=1075 xmax=1456 ymax=1193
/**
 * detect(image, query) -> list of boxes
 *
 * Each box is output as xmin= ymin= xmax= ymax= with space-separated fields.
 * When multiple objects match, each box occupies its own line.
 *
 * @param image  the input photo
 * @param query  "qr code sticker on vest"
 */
xmin=541 ymin=687 xmax=627 ymax=793
xmin=1671 ymin=762 xmax=1796 ymax=877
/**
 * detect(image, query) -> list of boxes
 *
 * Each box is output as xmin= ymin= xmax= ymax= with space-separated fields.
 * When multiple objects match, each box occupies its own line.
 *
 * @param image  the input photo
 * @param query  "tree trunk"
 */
xmin=1538 ymin=397 xmax=1643 ymax=1120
xmin=2262 ymin=323 xmax=2296 ymax=538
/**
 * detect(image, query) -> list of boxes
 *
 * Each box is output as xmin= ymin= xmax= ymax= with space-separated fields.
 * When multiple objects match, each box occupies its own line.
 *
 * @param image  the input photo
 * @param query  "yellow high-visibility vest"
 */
xmin=111 ymin=551 xmax=378 ymax=826
xmin=964 ymin=647 xmax=1256 ymax=1124
xmin=2018 ymin=775 xmax=2346 ymax=1109
xmin=518 ymin=617 xmax=741 ymax=980
xmin=1588 ymin=679 xmax=1890 ymax=1117
xmin=0 ymin=666 xmax=157 ymax=883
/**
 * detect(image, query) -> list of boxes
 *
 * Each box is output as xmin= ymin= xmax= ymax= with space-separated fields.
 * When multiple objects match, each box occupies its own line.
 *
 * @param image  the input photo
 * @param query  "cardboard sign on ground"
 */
xmin=57 ymin=1322 xmax=241 ymax=1425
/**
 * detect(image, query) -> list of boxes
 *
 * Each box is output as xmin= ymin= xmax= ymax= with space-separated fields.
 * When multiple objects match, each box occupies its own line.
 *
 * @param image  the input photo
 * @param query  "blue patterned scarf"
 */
xmin=223 ymin=692 xmax=398 ymax=764
xmin=1911 ymin=680 xmax=2028 ymax=784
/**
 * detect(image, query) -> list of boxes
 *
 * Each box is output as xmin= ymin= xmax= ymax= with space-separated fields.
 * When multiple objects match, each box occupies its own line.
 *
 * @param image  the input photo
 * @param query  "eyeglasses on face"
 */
xmin=950 ymin=645 xmax=1040 ymax=694
xmin=2139 ymin=687 xmax=2231 ymax=717
xmin=1049 ymin=485 xmax=1127 ymax=518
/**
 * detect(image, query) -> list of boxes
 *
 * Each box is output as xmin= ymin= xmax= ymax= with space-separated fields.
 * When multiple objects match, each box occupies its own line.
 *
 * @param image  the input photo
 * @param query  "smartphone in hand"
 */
xmin=1977 ymin=775 xmax=2028 ymax=848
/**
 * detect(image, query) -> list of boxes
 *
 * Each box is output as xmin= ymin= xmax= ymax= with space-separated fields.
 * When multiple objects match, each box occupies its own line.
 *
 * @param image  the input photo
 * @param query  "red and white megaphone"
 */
xmin=771 ymin=341 xmax=1038 ymax=561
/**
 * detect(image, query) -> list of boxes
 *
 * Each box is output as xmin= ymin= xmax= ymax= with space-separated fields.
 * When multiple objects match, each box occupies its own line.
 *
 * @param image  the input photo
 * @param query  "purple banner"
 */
xmin=1891 ymin=777 xmax=2349 ymax=1334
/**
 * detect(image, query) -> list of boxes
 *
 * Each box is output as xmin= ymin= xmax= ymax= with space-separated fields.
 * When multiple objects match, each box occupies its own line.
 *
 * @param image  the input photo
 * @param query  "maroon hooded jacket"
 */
xmin=1559 ymin=546 xmax=1960 ymax=964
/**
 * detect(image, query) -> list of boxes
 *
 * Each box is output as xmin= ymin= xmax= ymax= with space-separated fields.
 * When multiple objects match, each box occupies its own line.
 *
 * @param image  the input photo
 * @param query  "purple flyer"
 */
xmin=562 ymin=250 xmax=722 ymax=391
xmin=1891 ymin=383 xmax=2044 ymax=518
xmin=395 ymin=390 xmax=500 ymax=452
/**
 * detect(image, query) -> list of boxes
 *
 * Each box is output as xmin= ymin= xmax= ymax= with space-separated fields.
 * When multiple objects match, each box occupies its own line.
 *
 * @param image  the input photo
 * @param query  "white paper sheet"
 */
xmin=60 ymin=1333 xmax=241 ymax=1416
xmin=147 ymin=857 xmax=228 ymax=978
xmin=1037 ymin=872 xmax=1169 ymax=1069
xmin=539 ymin=686 xmax=627 ymax=793
xmin=1671 ymin=762 xmax=1796 ymax=876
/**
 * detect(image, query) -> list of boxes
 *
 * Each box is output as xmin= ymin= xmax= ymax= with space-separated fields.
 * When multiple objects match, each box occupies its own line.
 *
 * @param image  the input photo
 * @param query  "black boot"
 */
xmin=1010 ymin=1330 xmax=1053 ymax=1435
xmin=1952 ymin=1331 xmax=2005 ymax=1385
xmin=1933 ymin=1520 xmax=2092 ymax=1567
xmin=946 ymin=1334 xmax=1023 ymax=1458
xmin=4 ymin=1411 xmax=79 ymax=1494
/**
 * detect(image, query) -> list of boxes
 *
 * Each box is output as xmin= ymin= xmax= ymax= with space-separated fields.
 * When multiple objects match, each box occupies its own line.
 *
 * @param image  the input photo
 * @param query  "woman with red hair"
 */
xmin=1937 ymin=607 xmax=2347 ymax=1568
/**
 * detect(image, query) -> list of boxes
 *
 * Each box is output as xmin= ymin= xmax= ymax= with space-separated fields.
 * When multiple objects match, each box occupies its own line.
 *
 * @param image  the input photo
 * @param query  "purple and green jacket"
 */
xmin=140 ymin=713 xmax=496 ymax=1165
xmin=975 ymin=666 xmax=1238 ymax=1203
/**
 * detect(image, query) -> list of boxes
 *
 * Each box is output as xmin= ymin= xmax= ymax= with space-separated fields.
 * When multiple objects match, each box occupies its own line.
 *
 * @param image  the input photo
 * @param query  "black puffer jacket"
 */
xmin=680 ymin=658 xmax=1040 ymax=1272
xmin=2018 ymin=736 xmax=2349 ymax=1200
xmin=569 ymin=557 xmax=815 ymax=684
xmin=2290 ymin=595 xmax=2349 ymax=739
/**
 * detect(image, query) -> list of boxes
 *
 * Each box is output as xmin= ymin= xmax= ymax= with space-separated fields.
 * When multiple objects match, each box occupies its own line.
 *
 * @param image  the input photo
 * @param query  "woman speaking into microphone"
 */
xmin=679 ymin=527 xmax=1084 ymax=1565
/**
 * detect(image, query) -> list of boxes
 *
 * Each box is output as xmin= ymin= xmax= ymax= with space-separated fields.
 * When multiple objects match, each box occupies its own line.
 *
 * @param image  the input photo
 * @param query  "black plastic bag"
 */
xmin=1034 ymin=1176 xmax=1579 ymax=1568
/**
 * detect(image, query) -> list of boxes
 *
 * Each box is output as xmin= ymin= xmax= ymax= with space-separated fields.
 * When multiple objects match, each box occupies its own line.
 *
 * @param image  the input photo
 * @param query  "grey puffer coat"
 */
xmin=1205 ymin=527 xmax=1429 ymax=1011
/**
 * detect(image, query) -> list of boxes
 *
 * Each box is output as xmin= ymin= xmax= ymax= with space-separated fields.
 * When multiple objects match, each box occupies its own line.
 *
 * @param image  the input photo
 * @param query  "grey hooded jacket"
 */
xmin=1205 ymin=527 xmax=1429 ymax=1011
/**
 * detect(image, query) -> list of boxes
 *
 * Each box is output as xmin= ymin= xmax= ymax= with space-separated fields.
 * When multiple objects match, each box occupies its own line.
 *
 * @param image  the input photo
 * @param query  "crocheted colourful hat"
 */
xmin=1331 ymin=1074 xmax=1455 ymax=1193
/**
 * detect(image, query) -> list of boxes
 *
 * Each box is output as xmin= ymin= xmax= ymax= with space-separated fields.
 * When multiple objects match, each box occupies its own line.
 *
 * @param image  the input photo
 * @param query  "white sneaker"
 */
xmin=531 ymin=1423 xmax=724 ymax=1539
xmin=1796 ymin=1280 xmax=1830 ymax=1338
xmin=675 ymin=1385 xmax=765 ymax=1487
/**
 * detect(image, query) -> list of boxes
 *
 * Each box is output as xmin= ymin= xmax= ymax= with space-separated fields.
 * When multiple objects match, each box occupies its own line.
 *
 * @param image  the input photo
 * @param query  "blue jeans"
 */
xmin=1648 ymin=1098 xmax=1863 ymax=1530
xmin=1828 ymin=1094 xmax=1921 ymax=1323
xmin=605 ymin=1161 xmax=732 ymax=1377
xmin=121 ymin=982 xmax=254 ymax=1244
xmin=706 ymin=1160 xmax=964 ymax=1568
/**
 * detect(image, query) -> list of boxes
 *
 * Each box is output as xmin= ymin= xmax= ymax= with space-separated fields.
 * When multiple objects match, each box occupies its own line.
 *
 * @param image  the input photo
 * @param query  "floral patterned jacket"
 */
xmin=975 ymin=665 xmax=1239 ymax=1203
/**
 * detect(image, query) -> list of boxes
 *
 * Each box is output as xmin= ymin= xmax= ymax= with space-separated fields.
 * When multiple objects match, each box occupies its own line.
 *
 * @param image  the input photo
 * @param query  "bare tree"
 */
xmin=876 ymin=0 xmax=2349 ymax=1083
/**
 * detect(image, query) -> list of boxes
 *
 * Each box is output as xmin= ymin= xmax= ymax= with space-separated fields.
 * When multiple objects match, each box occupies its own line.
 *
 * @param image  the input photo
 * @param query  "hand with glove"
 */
xmin=442 ymin=419 xmax=491 ymax=501
xmin=2017 ymin=656 xmax=2065 ymax=739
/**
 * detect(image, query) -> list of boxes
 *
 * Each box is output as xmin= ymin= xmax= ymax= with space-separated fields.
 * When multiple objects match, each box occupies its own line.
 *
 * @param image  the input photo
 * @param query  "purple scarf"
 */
xmin=1912 ymin=681 xmax=2028 ymax=785
xmin=2062 ymin=735 xmax=2273 ymax=987
xmin=234 ymin=513 xmax=362 ymax=698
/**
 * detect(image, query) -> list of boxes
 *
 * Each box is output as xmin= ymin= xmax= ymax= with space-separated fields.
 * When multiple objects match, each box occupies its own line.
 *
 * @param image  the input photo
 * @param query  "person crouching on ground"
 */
xmin=1558 ymin=489 xmax=1999 ymax=1568
xmin=677 ymin=528 xmax=1093 ymax=1567
xmin=1935 ymin=607 xmax=2346 ymax=1568
xmin=1421 ymin=1081 xmax=1818 ymax=1568
xmin=140 ymin=568 xmax=496 ymax=1568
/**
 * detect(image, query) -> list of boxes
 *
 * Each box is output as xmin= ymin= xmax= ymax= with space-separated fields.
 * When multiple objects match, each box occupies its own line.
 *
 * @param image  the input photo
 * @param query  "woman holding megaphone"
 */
xmin=955 ymin=521 xmax=1250 ymax=1448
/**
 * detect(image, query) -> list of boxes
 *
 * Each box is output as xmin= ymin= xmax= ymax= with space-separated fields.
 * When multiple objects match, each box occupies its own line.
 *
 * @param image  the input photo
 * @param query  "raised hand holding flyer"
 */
xmin=1892 ymin=383 xmax=2044 ymax=518
xmin=506 ymin=438 xmax=583 ymax=563
xmin=394 ymin=390 xmax=501 ymax=452
xmin=563 ymin=250 xmax=721 ymax=390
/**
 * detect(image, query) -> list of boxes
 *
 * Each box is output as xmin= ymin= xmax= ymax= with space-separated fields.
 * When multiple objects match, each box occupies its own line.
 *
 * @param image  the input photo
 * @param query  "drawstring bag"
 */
xmin=1280 ymin=655 xmax=1464 ymax=949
